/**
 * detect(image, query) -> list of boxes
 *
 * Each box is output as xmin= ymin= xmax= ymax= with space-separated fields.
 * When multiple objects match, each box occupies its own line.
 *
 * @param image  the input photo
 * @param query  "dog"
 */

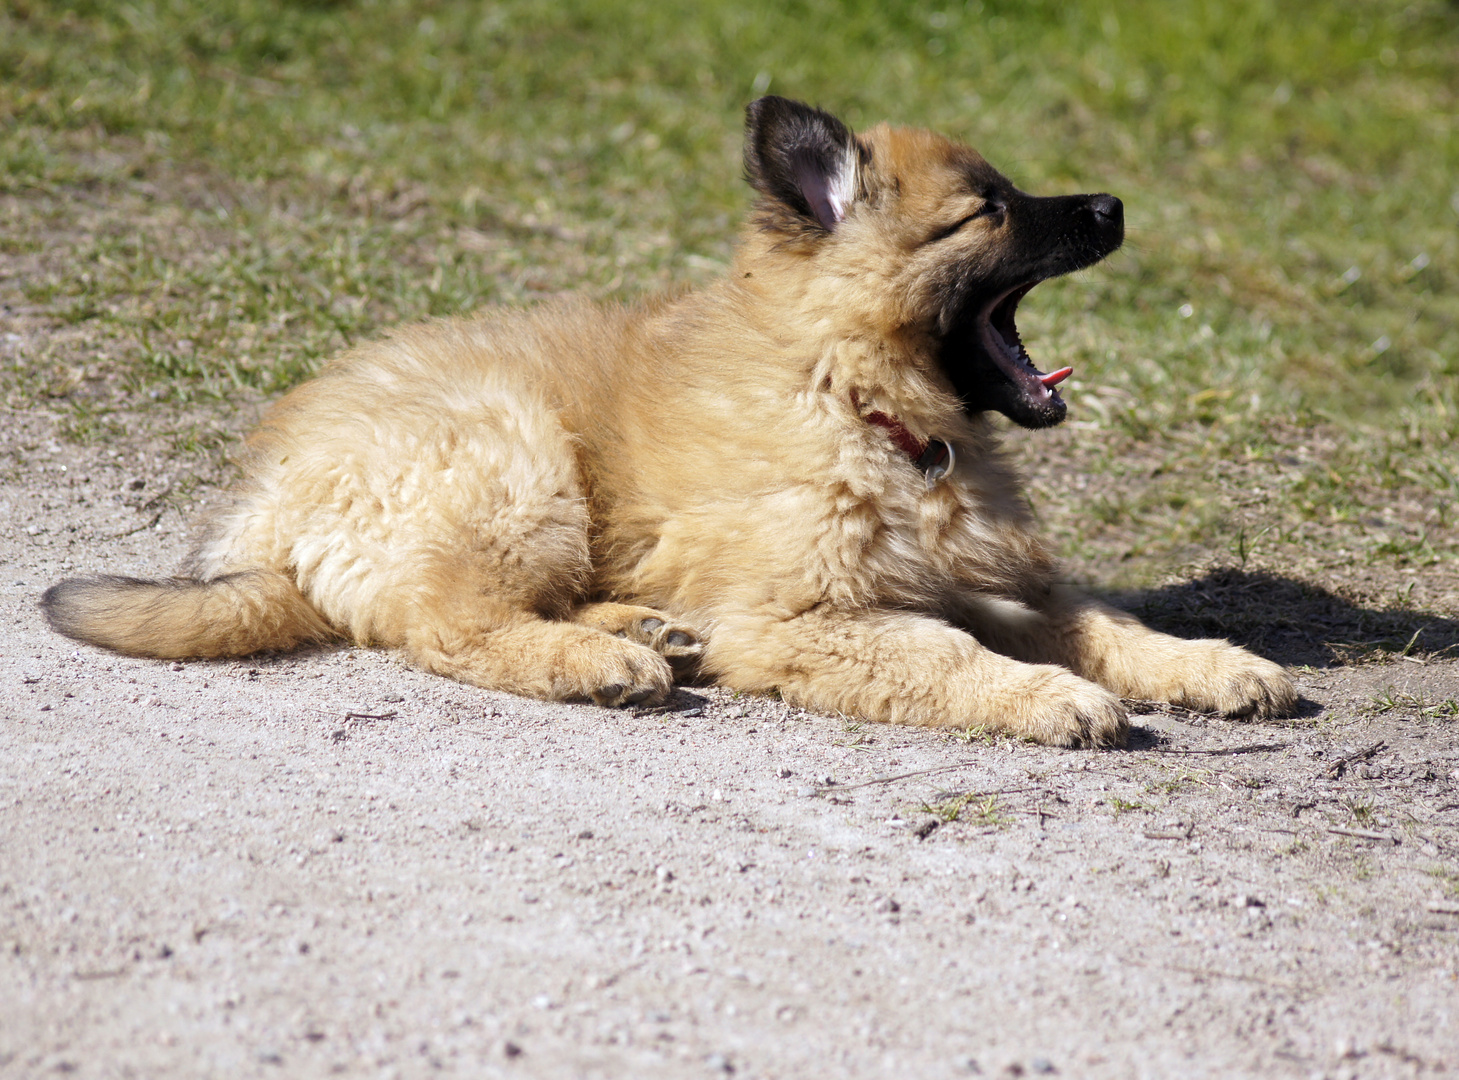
xmin=42 ymin=96 xmax=1296 ymax=747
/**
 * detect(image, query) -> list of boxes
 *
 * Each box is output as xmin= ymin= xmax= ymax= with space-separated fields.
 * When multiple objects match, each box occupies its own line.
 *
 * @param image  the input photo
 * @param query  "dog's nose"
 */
xmin=1089 ymin=194 xmax=1123 ymax=226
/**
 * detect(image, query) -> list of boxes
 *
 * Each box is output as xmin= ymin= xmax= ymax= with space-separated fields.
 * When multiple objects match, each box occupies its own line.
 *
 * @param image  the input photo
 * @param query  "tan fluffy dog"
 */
xmin=43 ymin=97 xmax=1296 ymax=747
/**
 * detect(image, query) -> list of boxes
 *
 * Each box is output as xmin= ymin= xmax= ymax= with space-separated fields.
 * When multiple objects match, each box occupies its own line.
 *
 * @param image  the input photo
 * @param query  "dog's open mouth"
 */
xmin=979 ymin=282 xmax=1073 ymax=402
xmin=942 ymin=279 xmax=1072 ymax=430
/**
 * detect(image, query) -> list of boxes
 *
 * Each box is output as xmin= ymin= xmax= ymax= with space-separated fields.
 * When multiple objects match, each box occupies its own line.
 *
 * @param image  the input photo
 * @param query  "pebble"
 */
xmin=796 ymin=786 xmax=818 ymax=798
xmin=705 ymin=1053 xmax=733 ymax=1073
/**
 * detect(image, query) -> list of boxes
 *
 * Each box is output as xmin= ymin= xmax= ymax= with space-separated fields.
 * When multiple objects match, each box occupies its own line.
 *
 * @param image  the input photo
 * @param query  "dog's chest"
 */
xmin=811 ymin=458 xmax=1040 ymax=606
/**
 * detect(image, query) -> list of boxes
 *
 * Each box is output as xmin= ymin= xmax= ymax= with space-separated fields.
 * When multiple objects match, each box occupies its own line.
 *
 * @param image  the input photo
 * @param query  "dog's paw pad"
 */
xmin=572 ymin=603 xmax=704 ymax=675
xmin=580 ymin=640 xmax=673 ymax=708
xmin=644 ymin=622 xmax=702 ymax=669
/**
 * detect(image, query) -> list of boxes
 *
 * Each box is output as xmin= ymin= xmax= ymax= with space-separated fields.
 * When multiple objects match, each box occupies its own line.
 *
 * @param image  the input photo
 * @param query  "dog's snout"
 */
xmin=1088 ymin=194 xmax=1123 ymax=226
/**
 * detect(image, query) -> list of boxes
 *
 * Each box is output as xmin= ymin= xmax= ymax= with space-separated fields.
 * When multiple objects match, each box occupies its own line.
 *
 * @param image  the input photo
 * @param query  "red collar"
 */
xmin=850 ymin=391 xmax=954 ymax=481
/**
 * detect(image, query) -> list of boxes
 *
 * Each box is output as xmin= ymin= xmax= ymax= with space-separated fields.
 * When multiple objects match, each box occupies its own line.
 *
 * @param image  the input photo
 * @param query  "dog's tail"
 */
xmin=40 ymin=570 xmax=336 ymax=659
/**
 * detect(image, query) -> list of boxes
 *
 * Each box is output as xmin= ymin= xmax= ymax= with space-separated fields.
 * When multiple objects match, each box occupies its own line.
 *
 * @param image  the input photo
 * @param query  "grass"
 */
xmin=1427 ymin=867 xmax=1459 ymax=899
xmin=1146 ymin=768 xmax=1214 ymax=796
xmin=1364 ymin=686 xmax=1459 ymax=720
xmin=920 ymin=792 xmax=1007 ymax=828
xmin=2 ymin=0 xmax=1456 ymax=597
xmin=832 ymin=719 xmax=874 ymax=750
xmin=1106 ymin=795 xmax=1150 ymax=816
xmin=1343 ymin=797 xmax=1377 ymax=826
xmin=955 ymin=724 xmax=996 ymax=747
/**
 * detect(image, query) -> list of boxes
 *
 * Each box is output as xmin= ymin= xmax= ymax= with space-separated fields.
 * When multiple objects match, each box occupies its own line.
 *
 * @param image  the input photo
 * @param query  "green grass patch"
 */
xmin=2 ymin=0 xmax=1455 ymax=591
xmin=920 ymin=792 xmax=1008 ymax=828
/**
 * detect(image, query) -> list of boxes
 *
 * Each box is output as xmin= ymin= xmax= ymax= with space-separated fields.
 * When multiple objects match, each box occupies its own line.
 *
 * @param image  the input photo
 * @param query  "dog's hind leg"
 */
xmin=960 ymin=586 xmax=1297 ymax=720
xmin=186 ymin=385 xmax=675 ymax=707
xmin=304 ymin=443 xmax=678 ymax=706
xmin=404 ymin=603 xmax=674 ymax=708
xmin=283 ymin=500 xmax=678 ymax=708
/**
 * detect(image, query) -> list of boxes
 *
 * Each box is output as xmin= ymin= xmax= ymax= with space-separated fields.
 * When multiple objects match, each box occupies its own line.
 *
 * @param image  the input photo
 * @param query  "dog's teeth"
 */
xmin=1040 ymin=367 xmax=1073 ymax=388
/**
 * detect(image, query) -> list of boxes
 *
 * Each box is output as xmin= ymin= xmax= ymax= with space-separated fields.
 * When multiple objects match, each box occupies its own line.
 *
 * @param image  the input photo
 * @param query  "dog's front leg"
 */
xmin=959 ymin=585 xmax=1297 ymax=720
xmin=706 ymin=608 xmax=1128 ymax=748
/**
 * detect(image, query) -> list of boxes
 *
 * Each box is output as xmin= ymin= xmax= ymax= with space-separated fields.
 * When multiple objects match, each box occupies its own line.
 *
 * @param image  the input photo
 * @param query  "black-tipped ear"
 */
xmin=744 ymin=96 xmax=858 ymax=233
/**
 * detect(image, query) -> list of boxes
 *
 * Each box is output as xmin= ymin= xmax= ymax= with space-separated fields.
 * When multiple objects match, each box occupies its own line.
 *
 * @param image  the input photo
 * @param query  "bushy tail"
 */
xmin=40 ymin=570 xmax=336 ymax=659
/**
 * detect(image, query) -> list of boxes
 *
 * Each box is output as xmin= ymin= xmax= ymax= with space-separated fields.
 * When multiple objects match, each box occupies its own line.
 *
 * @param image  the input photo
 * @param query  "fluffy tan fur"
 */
xmin=42 ymin=99 xmax=1296 ymax=746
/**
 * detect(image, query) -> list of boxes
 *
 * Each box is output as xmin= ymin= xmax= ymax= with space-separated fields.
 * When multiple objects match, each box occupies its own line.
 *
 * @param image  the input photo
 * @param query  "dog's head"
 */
xmin=743 ymin=96 xmax=1123 ymax=429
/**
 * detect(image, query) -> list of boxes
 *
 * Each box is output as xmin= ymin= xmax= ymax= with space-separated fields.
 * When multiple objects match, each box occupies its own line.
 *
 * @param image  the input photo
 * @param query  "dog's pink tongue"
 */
xmin=1040 ymin=366 xmax=1073 ymax=388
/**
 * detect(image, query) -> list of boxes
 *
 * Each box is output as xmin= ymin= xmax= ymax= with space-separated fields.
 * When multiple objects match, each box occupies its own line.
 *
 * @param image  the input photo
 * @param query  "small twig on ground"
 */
xmin=1142 ymin=821 xmax=1196 ymax=841
xmin=103 ymin=510 xmax=164 ymax=540
xmin=1328 ymin=827 xmax=1400 ymax=844
xmin=811 ymin=761 xmax=981 ymax=793
xmin=1122 ymin=699 xmax=1213 ymax=721
xmin=1126 ymin=958 xmax=1311 ymax=994
xmin=1004 ymin=806 xmax=1058 ymax=820
xmin=1325 ymin=740 xmax=1387 ymax=779
xmin=330 ymin=711 xmax=397 ymax=742
xmin=1148 ymin=743 xmax=1289 ymax=757
xmin=72 ymin=967 xmax=129 ymax=980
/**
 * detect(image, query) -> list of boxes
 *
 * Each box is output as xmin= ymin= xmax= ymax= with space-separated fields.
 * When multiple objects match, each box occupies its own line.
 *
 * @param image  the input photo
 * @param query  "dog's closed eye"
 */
xmin=925 ymin=195 xmax=1005 ymax=245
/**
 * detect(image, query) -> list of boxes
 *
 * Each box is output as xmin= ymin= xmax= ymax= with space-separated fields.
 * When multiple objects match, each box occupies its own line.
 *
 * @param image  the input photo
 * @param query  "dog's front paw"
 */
xmin=573 ymin=636 xmax=674 ymax=708
xmin=1163 ymin=644 xmax=1297 ymax=720
xmin=979 ymin=667 xmax=1130 ymax=749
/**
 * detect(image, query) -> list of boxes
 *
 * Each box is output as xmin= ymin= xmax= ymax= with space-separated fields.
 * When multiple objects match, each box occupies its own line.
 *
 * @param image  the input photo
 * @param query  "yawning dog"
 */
xmin=43 ymin=97 xmax=1297 ymax=746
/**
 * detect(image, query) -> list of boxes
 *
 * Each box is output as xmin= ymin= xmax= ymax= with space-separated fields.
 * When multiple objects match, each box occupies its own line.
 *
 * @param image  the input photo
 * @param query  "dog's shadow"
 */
xmin=1091 ymin=567 xmax=1457 ymax=743
xmin=1097 ymin=566 xmax=1459 ymax=670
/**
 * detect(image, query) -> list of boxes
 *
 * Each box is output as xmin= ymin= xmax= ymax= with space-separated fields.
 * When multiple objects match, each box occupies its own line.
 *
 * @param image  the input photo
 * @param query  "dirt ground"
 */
xmin=3 ymin=396 xmax=1458 ymax=1080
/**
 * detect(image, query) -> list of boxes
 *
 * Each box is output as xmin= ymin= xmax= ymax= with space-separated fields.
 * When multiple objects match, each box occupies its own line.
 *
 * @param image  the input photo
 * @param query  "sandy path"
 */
xmin=3 ymin=412 xmax=1456 ymax=1079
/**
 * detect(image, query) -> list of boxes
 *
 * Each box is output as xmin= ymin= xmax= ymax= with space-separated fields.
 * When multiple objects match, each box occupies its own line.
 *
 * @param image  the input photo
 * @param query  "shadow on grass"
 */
xmin=1103 ymin=567 xmax=1459 ymax=669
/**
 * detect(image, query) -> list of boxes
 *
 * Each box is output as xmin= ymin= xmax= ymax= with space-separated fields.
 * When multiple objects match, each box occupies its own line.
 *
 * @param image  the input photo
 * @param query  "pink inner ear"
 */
xmin=793 ymin=155 xmax=844 ymax=230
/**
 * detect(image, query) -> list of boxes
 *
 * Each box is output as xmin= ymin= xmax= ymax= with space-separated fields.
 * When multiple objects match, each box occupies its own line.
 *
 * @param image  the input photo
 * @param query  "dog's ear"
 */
xmin=744 ymin=96 xmax=859 ymax=233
